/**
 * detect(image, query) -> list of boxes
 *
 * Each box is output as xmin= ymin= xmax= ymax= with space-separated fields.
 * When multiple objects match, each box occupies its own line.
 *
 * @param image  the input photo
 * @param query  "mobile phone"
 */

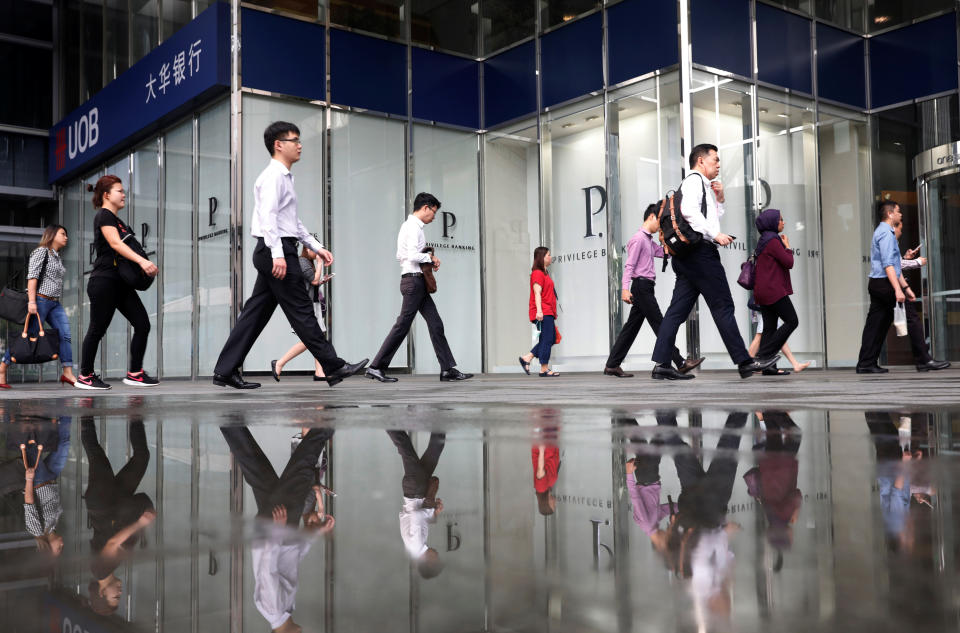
xmin=319 ymin=273 xmax=335 ymax=284
xmin=914 ymin=242 xmax=923 ymax=252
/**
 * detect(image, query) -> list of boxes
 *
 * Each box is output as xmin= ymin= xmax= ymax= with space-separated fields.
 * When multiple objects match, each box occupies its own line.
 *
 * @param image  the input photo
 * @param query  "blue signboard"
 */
xmin=49 ymin=2 xmax=230 ymax=184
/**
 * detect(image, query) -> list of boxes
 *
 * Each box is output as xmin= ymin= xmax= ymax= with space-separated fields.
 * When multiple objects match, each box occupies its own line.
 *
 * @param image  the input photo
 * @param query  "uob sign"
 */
xmin=54 ymin=107 xmax=100 ymax=171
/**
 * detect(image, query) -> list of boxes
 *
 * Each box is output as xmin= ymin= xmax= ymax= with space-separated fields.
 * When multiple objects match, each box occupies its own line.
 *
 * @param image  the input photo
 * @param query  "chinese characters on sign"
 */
xmin=145 ymin=39 xmax=203 ymax=103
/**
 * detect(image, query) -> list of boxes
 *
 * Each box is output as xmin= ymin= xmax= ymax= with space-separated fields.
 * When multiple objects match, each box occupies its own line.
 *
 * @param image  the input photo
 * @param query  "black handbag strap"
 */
xmin=36 ymin=250 xmax=49 ymax=289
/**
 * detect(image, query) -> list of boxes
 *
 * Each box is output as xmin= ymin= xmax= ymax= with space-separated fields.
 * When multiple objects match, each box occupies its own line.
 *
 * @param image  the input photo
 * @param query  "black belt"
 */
xmin=401 ymin=272 xmax=423 ymax=278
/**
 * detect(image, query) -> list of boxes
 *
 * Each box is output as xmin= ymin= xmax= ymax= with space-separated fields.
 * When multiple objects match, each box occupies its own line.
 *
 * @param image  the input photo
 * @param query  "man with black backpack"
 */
xmin=650 ymin=144 xmax=778 ymax=380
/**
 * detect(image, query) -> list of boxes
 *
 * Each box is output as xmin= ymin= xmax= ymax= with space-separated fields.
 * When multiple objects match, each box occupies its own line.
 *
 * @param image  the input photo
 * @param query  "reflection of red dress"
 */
xmin=532 ymin=447 xmax=560 ymax=493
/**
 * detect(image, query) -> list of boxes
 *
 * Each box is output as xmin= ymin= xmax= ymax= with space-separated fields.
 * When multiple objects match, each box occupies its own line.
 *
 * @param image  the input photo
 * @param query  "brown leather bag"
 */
xmin=420 ymin=247 xmax=437 ymax=294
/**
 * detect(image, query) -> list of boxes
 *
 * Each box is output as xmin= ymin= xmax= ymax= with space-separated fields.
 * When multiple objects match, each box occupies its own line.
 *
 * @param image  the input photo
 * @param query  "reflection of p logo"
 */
xmin=441 ymin=211 xmax=456 ymax=238
xmin=208 ymin=196 xmax=218 ymax=227
xmin=582 ymin=185 xmax=607 ymax=238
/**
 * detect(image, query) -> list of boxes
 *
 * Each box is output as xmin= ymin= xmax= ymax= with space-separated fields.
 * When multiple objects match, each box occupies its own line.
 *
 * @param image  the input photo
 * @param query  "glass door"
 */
xmin=919 ymin=169 xmax=960 ymax=361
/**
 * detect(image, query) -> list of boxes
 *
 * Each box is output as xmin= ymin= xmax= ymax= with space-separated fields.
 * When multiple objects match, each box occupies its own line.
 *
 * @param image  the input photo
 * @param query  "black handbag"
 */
xmin=8 ymin=313 xmax=60 ymax=364
xmin=115 ymin=232 xmax=155 ymax=291
xmin=0 ymin=253 xmax=49 ymax=324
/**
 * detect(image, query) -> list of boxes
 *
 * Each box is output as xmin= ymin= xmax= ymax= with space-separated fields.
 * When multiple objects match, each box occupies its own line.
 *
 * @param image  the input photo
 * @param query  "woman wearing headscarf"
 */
xmin=753 ymin=208 xmax=797 ymax=375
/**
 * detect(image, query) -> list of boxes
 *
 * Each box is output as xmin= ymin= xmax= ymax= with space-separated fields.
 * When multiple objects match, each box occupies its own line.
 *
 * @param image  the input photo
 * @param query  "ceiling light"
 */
xmin=874 ymin=15 xmax=890 ymax=24
xmin=759 ymin=108 xmax=768 ymax=114
xmin=585 ymin=115 xmax=599 ymax=122
xmin=562 ymin=14 xmax=575 ymax=21
xmin=777 ymin=113 xmax=788 ymax=118
xmin=561 ymin=123 xmax=575 ymax=128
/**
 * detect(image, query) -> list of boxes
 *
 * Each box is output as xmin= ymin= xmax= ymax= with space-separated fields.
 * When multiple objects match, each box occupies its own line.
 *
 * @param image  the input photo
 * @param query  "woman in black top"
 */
xmin=76 ymin=175 xmax=159 ymax=390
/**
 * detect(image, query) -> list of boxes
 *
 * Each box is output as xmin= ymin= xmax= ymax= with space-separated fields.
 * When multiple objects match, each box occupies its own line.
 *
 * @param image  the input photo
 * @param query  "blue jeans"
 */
xmin=3 ymin=296 xmax=73 ymax=367
xmin=33 ymin=416 xmax=72 ymax=483
xmin=531 ymin=315 xmax=556 ymax=366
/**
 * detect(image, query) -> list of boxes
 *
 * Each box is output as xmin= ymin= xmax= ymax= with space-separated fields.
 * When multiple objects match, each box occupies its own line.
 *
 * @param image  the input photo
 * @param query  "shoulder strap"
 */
xmin=37 ymin=250 xmax=49 ymax=288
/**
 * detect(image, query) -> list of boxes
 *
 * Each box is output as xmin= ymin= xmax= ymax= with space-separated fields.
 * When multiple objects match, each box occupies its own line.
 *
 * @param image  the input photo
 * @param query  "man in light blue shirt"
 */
xmin=856 ymin=201 xmax=911 ymax=373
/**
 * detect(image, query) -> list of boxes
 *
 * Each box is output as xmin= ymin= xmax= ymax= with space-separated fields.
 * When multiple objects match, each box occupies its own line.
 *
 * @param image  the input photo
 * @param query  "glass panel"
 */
xmin=0 ymin=44 xmax=53 ymax=128
xmin=868 ymin=0 xmax=953 ymax=33
xmin=411 ymin=0 xmax=478 ymax=56
xmin=162 ymin=0 xmax=192 ymax=40
xmin=330 ymin=0 xmax=404 ymax=39
xmin=817 ymin=109 xmax=871 ymax=367
xmin=542 ymin=0 xmax=600 ymax=31
xmin=0 ymin=0 xmax=52 ymax=40
xmin=63 ymin=1 xmax=81 ymax=114
xmin=81 ymin=170 xmax=102 ymax=374
xmin=482 ymin=117 xmax=540 ymax=371
xmin=410 ymin=124 xmax=481 ymax=373
xmin=543 ymin=97 xmax=608 ymax=371
xmin=240 ymin=94 xmax=326 ymax=372
xmin=104 ymin=156 xmax=130 ymax=379
xmin=244 ymin=0 xmax=320 ymax=20
xmin=163 ymin=120 xmax=195 ymax=377
xmin=132 ymin=0 xmax=160 ymax=66
xmin=197 ymin=422 xmax=232 ymax=629
xmin=610 ymin=73 xmax=685 ymax=371
xmin=132 ymin=139 xmax=161 ymax=373
xmin=196 ymin=100 xmax=231 ymax=376
xmin=82 ymin=0 xmax=102 ymax=102
xmin=815 ymin=0 xmax=866 ymax=32
xmin=760 ymin=0 xmax=812 ymax=16
xmin=924 ymin=174 xmax=960 ymax=361
xmin=690 ymin=73 xmax=754 ymax=367
xmin=755 ymin=92 xmax=823 ymax=367
xmin=104 ymin=0 xmax=130 ymax=83
xmin=482 ymin=0 xmax=535 ymax=54
xmin=62 ymin=182 xmax=84 ymax=377
xmin=0 ymin=134 xmax=50 ymax=189
xmin=329 ymin=110 xmax=407 ymax=367
xmin=130 ymin=418 xmax=159 ymax=628
xmin=161 ymin=416 xmax=192 ymax=629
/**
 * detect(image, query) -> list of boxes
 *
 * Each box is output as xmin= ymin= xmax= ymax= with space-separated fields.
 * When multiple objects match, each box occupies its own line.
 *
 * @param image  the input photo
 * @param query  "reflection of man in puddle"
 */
xmin=660 ymin=411 xmax=747 ymax=630
xmin=81 ymin=416 xmax=155 ymax=616
xmin=221 ymin=425 xmax=335 ymax=633
xmin=387 ymin=430 xmax=445 ymax=578
xmin=616 ymin=414 xmax=674 ymax=556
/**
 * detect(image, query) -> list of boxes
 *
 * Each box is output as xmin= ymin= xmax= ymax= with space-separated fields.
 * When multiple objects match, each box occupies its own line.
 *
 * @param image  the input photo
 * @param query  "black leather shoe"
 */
xmin=365 ymin=367 xmax=398 ymax=382
xmin=270 ymin=359 xmax=280 ymax=382
xmin=440 ymin=368 xmax=473 ymax=381
xmin=652 ymin=365 xmax=695 ymax=380
xmin=213 ymin=370 xmax=261 ymax=389
xmin=855 ymin=365 xmax=889 ymax=374
xmin=678 ymin=357 xmax=705 ymax=374
xmin=326 ymin=358 xmax=369 ymax=387
xmin=916 ymin=359 xmax=951 ymax=372
xmin=603 ymin=366 xmax=634 ymax=378
xmin=738 ymin=356 xmax=780 ymax=379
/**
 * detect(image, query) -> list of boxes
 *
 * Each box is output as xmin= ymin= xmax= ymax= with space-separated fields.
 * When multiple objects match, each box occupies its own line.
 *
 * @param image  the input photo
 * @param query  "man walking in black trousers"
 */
xmin=365 ymin=193 xmax=472 ymax=383
xmin=604 ymin=204 xmax=704 ymax=377
xmin=213 ymin=121 xmax=367 ymax=389
xmin=650 ymin=144 xmax=777 ymax=380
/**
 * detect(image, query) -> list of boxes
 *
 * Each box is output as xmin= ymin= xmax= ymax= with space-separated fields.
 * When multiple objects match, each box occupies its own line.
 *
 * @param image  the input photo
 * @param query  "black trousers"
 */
xmin=606 ymin=278 xmax=685 ymax=369
xmin=757 ymin=410 xmax=800 ymax=454
xmin=904 ymin=300 xmax=932 ymax=364
xmin=757 ymin=295 xmax=799 ymax=360
xmin=80 ymin=276 xmax=151 ymax=375
xmin=669 ymin=412 xmax=747 ymax=529
xmin=652 ymin=242 xmax=750 ymax=366
xmin=615 ymin=417 xmax=666 ymax=485
xmin=214 ymin=238 xmax=345 ymax=376
xmin=371 ymin=275 xmax=455 ymax=371
xmin=220 ymin=425 xmax=332 ymax=525
xmin=81 ymin=417 xmax=150 ymax=509
xmin=857 ymin=277 xmax=896 ymax=369
xmin=387 ymin=430 xmax=445 ymax=498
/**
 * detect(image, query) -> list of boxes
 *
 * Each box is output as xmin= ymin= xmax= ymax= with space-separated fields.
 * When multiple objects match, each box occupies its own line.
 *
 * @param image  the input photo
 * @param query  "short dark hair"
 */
xmin=413 ymin=192 xmax=441 ymax=212
xmin=263 ymin=121 xmax=300 ymax=156
xmin=643 ymin=203 xmax=659 ymax=222
xmin=878 ymin=200 xmax=900 ymax=221
xmin=689 ymin=143 xmax=718 ymax=169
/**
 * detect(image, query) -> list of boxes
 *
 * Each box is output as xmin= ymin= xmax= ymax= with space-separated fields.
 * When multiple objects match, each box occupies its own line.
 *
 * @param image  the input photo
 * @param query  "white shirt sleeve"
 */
xmin=679 ymin=175 xmax=715 ymax=241
xmin=295 ymin=218 xmax=324 ymax=254
xmin=900 ymin=257 xmax=921 ymax=270
xmin=396 ymin=220 xmax=434 ymax=265
xmin=258 ymin=172 xmax=285 ymax=259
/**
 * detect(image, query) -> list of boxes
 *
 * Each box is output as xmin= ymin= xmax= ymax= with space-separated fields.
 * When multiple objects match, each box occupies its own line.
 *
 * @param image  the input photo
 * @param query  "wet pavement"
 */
xmin=1 ymin=374 xmax=959 ymax=632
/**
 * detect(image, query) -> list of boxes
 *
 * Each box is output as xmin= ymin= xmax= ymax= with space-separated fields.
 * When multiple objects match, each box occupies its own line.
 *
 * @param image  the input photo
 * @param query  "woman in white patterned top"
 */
xmin=0 ymin=224 xmax=76 ymax=388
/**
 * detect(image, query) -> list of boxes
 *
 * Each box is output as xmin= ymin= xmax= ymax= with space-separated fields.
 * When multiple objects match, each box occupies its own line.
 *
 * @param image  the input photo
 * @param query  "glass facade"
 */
xmin=47 ymin=1 xmax=960 ymax=380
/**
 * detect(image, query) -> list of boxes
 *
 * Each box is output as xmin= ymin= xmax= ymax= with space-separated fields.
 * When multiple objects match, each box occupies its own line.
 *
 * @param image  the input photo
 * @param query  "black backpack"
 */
xmin=657 ymin=174 xmax=708 ymax=259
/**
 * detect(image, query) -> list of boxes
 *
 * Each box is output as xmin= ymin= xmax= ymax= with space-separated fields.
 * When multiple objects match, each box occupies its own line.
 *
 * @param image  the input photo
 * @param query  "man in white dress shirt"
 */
xmin=365 ymin=193 xmax=472 ymax=382
xmin=651 ymin=144 xmax=777 ymax=380
xmin=388 ymin=430 xmax=445 ymax=578
xmin=213 ymin=121 xmax=367 ymax=389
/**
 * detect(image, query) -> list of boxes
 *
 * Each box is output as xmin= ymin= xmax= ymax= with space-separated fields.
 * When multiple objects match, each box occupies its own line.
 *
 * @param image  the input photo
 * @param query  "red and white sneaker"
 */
xmin=123 ymin=371 xmax=159 ymax=387
xmin=75 ymin=373 xmax=111 ymax=390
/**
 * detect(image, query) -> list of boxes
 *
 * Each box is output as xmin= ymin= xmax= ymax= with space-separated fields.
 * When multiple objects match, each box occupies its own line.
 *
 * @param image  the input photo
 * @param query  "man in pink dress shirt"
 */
xmin=604 ymin=205 xmax=704 ymax=377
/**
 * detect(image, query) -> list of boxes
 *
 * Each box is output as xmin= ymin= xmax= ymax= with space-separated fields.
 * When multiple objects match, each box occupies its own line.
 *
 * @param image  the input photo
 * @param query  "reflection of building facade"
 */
xmin=33 ymin=1 xmax=960 ymax=380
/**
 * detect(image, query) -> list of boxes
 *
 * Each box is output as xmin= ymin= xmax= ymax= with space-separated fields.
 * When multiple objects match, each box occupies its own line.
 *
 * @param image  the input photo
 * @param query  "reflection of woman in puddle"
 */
xmin=746 ymin=410 xmax=802 ymax=557
xmin=661 ymin=411 xmax=747 ymax=630
xmin=532 ymin=426 xmax=560 ymax=516
xmin=81 ymin=416 xmax=155 ymax=615
xmin=22 ymin=416 xmax=72 ymax=557
xmin=221 ymin=424 xmax=335 ymax=633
